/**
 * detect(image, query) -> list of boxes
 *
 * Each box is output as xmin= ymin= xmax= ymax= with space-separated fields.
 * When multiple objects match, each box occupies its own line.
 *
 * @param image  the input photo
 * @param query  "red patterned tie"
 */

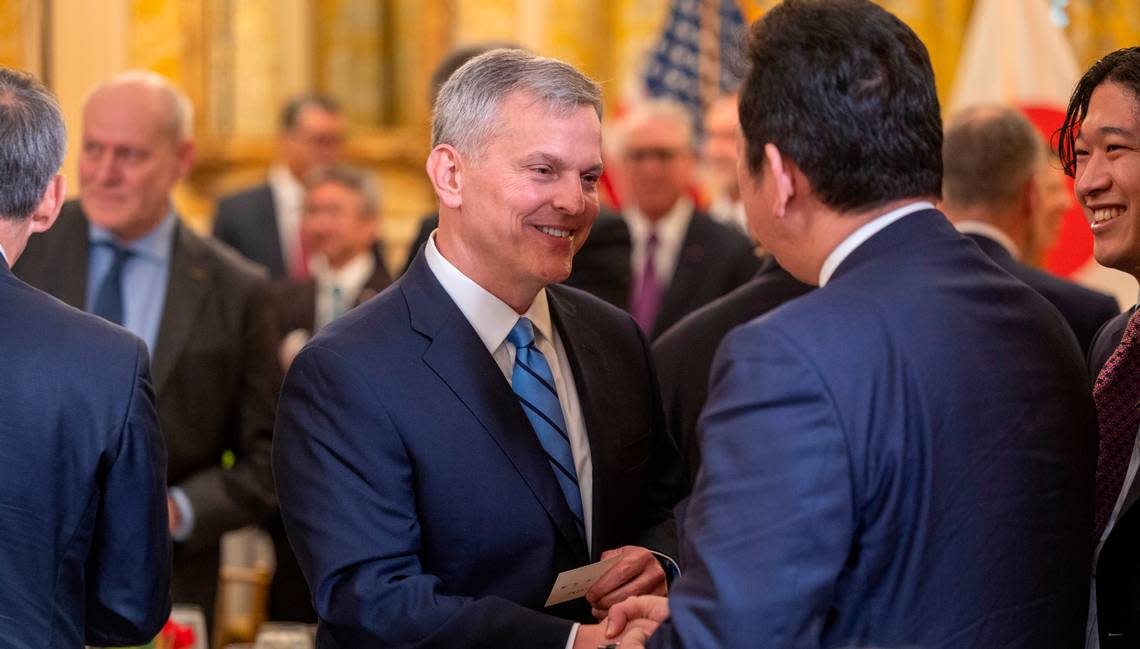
xmin=1093 ymin=310 xmax=1140 ymax=540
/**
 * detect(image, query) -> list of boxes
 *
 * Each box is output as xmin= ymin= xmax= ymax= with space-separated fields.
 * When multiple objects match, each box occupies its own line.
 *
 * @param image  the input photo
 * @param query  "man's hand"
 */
xmin=586 ymin=546 xmax=668 ymax=619
xmin=605 ymin=595 xmax=670 ymax=640
xmin=167 ymin=495 xmax=181 ymax=533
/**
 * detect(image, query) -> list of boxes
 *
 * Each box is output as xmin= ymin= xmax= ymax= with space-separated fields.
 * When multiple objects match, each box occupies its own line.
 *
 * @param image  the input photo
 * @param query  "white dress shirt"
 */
xmin=268 ymin=164 xmax=305 ymax=273
xmin=0 ymin=242 xmax=7 ymax=265
xmin=310 ymin=251 xmax=377 ymax=331
xmin=955 ymin=220 xmax=1022 ymax=259
xmin=818 ymin=201 xmax=935 ymax=286
xmin=625 ymin=197 xmax=695 ymax=288
xmin=425 ymin=232 xmax=594 ymax=648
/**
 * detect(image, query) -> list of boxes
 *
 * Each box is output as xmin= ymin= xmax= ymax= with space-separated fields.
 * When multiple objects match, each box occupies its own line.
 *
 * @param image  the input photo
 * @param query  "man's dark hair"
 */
xmin=280 ymin=92 xmax=341 ymax=132
xmin=0 ymin=68 xmax=66 ymax=220
xmin=1058 ymin=47 xmax=1140 ymax=177
xmin=739 ymin=0 xmax=942 ymax=212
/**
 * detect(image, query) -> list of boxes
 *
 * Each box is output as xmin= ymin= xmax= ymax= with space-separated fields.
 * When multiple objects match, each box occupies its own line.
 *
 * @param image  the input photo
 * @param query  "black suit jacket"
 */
xmin=15 ymin=200 xmax=281 ymax=616
xmin=0 ymin=258 xmax=170 ymax=648
xmin=1090 ymin=307 xmax=1140 ymax=648
xmin=273 ymin=252 xmax=684 ymax=648
xmin=214 ymin=183 xmax=287 ymax=278
xmin=968 ymin=233 xmax=1119 ymax=353
xmin=653 ymin=257 xmax=813 ymax=487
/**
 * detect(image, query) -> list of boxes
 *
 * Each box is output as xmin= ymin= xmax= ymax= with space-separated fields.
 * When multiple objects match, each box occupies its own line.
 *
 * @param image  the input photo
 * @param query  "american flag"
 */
xmin=643 ymin=0 xmax=748 ymax=133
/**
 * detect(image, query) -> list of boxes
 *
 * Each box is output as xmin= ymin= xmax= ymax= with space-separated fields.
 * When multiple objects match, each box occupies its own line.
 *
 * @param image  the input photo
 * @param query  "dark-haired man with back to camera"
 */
xmin=1056 ymin=46 xmax=1140 ymax=649
xmin=603 ymin=1 xmax=1095 ymax=647
xmin=0 ymin=67 xmax=170 ymax=648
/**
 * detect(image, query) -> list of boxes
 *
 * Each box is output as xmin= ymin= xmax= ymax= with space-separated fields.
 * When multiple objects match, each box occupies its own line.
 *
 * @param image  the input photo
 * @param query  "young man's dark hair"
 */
xmin=739 ymin=0 xmax=942 ymax=212
xmin=1057 ymin=46 xmax=1140 ymax=177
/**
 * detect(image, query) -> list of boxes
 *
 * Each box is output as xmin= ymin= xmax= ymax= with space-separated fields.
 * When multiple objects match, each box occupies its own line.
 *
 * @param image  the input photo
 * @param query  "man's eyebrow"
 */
xmin=522 ymin=152 xmax=604 ymax=173
xmin=1080 ymin=125 xmax=1140 ymax=140
xmin=1099 ymin=125 xmax=1140 ymax=139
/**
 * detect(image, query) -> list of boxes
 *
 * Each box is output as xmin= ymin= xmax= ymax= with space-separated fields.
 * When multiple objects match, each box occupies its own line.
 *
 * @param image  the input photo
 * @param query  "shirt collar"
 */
xmin=423 ymin=230 xmax=552 ymax=355
xmin=89 ymin=210 xmax=178 ymax=263
xmin=268 ymin=164 xmax=304 ymax=208
xmin=0 ymin=242 xmax=7 ymax=266
xmin=625 ymin=196 xmax=694 ymax=244
xmin=311 ymin=249 xmax=376 ymax=291
xmin=955 ymin=220 xmax=1021 ymax=259
xmin=818 ymin=201 xmax=934 ymax=287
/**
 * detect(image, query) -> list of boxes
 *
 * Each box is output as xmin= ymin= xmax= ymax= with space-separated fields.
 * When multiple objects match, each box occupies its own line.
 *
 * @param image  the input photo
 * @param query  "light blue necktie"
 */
xmin=507 ymin=317 xmax=585 ymax=540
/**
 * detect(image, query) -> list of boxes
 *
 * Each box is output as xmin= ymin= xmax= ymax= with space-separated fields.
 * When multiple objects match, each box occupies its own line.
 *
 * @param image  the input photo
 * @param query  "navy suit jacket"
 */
xmin=0 ymin=257 xmax=170 ymax=648
xmin=648 ymin=210 xmax=1095 ymax=649
xmin=213 ymin=183 xmax=287 ymax=278
xmin=1088 ymin=308 xmax=1140 ymax=647
xmin=967 ymin=233 xmax=1119 ymax=354
xmin=273 ymin=253 xmax=684 ymax=648
xmin=653 ymin=257 xmax=813 ymax=488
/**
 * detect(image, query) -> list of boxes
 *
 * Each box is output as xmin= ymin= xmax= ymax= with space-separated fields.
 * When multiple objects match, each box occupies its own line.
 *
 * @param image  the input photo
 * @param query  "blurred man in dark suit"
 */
xmin=943 ymin=104 xmax=1118 ymax=354
xmin=274 ymin=49 xmax=683 ymax=648
xmin=613 ymin=100 xmax=759 ymax=339
xmin=606 ymin=1 xmax=1094 ymax=647
xmin=276 ymin=163 xmax=392 ymax=368
xmin=0 ymin=67 xmax=170 ymax=648
xmin=15 ymin=70 xmax=280 ymax=622
xmin=214 ymin=93 xmax=345 ymax=279
xmin=1057 ymin=46 xmax=1140 ymax=649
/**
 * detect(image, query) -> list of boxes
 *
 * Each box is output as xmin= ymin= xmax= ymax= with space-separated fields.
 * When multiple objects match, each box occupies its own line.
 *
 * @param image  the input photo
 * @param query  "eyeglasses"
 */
xmin=625 ymin=147 xmax=687 ymax=163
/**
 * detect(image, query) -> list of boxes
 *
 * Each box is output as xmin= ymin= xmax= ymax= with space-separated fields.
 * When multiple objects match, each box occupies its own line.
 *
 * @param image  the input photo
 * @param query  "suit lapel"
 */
xmin=255 ymin=185 xmax=287 ymax=277
xmin=547 ymin=289 xmax=617 ymax=559
xmin=48 ymin=205 xmax=90 ymax=309
xmin=402 ymin=256 xmax=589 ymax=562
xmin=152 ymin=222 xmax=211 ymax=395
xmin=654 ymin=215 xmax=707 ymax=337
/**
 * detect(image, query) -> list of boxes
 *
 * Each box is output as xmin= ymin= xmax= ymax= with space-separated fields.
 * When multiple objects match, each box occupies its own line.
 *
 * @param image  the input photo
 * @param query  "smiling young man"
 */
xmin=272 ymin=49 xmax=683 ymax=649
xmin=1058 ymin=46 xmax=1140 ymax=649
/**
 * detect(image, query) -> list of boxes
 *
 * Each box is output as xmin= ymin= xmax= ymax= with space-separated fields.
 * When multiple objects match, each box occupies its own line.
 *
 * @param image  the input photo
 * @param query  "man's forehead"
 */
xmin=1078 ymin=82 xmax=1140 ymax=139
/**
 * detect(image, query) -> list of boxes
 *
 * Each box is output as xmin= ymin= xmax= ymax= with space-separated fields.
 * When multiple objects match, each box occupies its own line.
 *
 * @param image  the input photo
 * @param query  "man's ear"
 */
xmin=764 ymin=143 xmax=795 ymax=220
xmin=28 ymin=174 xmax=65 ymax=234
xmin=426 ymin=144 xmax=464 ymax=210
xmin=174 ymin=139 xmax=197 ymax=180
xmin=1022 ymin=175 xmax=1039 ymax=219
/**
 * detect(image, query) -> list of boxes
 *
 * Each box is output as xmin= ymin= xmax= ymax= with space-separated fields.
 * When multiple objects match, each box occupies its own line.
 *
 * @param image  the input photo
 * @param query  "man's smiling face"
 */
xmin=1074 ymin=81 xmax=1140 ymax=276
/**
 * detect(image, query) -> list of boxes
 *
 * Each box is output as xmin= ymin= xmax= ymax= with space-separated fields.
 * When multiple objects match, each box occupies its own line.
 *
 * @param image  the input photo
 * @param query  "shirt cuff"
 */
xmin=168 ymin=486 xmax=195 ymax=542
xmin=564 ymin=622 xmax=580 ymax=649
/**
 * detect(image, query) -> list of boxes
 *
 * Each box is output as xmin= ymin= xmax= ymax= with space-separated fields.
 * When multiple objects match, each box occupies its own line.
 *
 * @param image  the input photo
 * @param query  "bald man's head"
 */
xmin=78 ymin=71 xmax=195 ymax=241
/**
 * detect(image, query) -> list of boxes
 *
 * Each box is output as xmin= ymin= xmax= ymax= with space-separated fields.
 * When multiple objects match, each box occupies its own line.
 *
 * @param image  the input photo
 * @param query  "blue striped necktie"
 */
xmin=507 ymin=317 xmax=585 ymax=540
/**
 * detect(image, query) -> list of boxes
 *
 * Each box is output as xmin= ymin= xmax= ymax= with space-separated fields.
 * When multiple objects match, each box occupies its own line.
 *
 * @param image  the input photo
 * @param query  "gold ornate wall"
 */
xmin=3 ymin=0 xmax=1140 ymax=270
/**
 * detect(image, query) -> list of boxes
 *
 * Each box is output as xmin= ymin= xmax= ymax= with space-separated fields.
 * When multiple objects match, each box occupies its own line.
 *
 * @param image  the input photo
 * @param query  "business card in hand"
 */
xmin=544 ymin=556 xmax=620 ymax=607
